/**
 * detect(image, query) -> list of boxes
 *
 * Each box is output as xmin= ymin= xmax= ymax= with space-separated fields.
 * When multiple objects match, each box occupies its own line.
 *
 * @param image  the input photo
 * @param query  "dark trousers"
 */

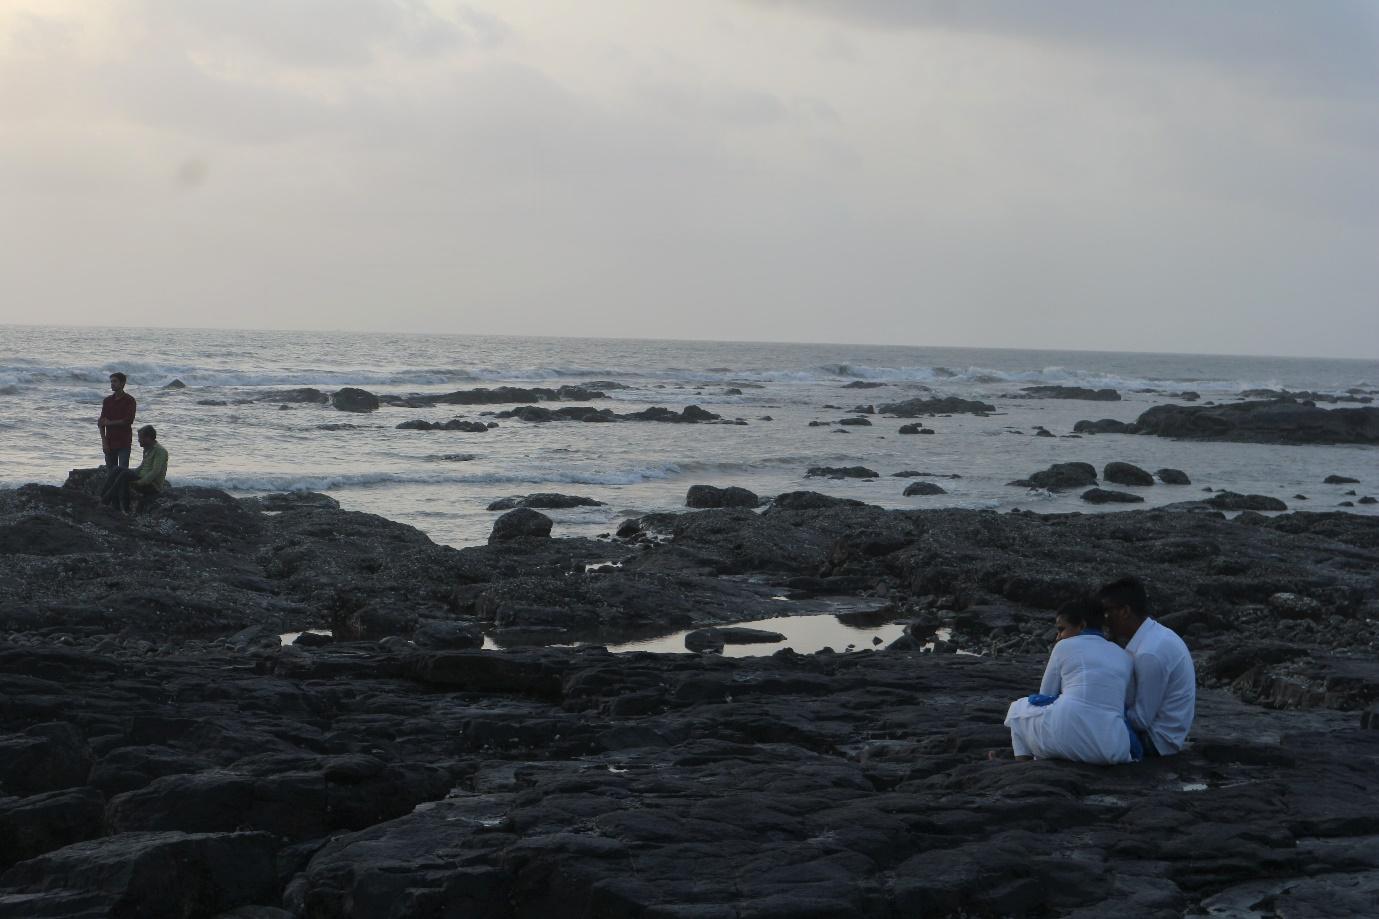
xmin=100 ymin=468 xmax=144 ymax=511
xmin=102 ymin=447 xmax=131 ymax=501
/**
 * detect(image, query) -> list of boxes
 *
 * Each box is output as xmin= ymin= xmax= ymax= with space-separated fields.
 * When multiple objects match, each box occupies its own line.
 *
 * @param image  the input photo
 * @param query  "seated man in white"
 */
xmin=1099 ymin=575 xmax=1196 ymax=756
xmin=1004 ymin=598 xmax=1137 ymax=764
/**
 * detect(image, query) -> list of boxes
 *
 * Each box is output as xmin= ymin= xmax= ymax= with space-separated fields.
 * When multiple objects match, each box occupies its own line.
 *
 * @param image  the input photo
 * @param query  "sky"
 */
xmin=0 ymin=0 xmax=1376 ymax=358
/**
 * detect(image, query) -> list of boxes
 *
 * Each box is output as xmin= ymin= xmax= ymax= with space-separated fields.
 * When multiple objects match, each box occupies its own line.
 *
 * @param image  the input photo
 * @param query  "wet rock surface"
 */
xmin=3 ymin=479 xmax=1379 ymax=916
xmin=1135 ymin=398 xmax=1379 ymax=444
xmin=1019 ymin=385 xmax=1122 ymax=401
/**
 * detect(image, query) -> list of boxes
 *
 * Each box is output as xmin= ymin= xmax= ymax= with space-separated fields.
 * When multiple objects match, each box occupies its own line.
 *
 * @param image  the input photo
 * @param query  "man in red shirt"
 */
xmin=98 ymin=372 xmax=137 ymax=477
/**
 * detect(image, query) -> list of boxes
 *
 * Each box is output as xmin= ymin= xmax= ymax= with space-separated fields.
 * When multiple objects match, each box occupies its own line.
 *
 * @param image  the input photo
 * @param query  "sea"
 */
xmin=1 ymin=325 xmax=1375 ymax=549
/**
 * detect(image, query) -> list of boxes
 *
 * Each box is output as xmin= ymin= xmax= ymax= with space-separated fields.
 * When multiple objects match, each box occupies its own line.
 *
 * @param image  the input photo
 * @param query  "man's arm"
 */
xmin=1128 ymin=652 xmax=1168 ymax=733
xmin=107 ymin=397 xmax=137 ymax=429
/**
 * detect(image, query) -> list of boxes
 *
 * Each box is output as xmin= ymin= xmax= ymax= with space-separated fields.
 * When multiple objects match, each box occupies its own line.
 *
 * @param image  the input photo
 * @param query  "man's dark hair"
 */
xmin=1097 ymin=576 xmax=1148 ymax=619
xmin=138 ymin=425 xmax=157 ymax=441
xmin=1057 ymin=596 xmax=1107 ymax=632
xmin=109 ymin=372 xmax=127 ymax=384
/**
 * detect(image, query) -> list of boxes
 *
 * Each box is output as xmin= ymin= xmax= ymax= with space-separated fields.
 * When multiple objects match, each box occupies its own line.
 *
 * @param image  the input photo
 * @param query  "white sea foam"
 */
xmin=175 ymin=464 xmax=687 ymax=493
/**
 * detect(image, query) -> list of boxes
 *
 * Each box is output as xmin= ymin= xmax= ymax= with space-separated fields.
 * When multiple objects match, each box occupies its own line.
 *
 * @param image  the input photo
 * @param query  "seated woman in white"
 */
xmin=1004 ymin=598 xmax=1137 ymax=764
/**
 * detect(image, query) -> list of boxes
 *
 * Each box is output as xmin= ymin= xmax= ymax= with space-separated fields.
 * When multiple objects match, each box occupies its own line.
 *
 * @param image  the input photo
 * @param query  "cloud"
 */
xmin=751 ymin=0 xmax=1379 ymax=96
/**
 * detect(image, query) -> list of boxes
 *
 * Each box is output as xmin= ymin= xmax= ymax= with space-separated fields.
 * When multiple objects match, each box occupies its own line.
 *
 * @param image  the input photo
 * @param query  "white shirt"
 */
xmin=1125 ymin=617 xmax=1196 ymax=754
xmin=1004 ymin=633 xmax=1135 ymax=764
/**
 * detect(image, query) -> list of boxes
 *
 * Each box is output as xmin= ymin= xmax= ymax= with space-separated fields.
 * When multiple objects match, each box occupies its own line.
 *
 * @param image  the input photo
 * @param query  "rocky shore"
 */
xmin=2 ymin=474 xmax=1379 ymax=917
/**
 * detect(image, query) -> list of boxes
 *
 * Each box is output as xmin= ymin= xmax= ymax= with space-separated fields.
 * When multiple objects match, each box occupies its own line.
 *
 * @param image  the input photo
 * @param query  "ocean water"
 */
xmin=1 ymin=325 xmax=1375 ymax=547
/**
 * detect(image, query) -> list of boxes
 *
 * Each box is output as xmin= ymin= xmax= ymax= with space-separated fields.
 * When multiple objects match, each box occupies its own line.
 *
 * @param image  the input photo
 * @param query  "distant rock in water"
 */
xmin=686 ymin=485 xmax=760 ymax=509
xmin=1019 ymin=385 xmax=1121 ymax=401
xmin=163 ymin=379 xmax=186 ymax=390
xmin=332 ymin=387 xmax=380 ymax=413
xmin=397 ymin=419 xmax=490 ymax=432
xmin=1081 ymin=488 xmax=1145 ymax=504
xmin=1134 ymin=399 xmax=1379 ymax=444
xmin=1103 ymin=462 xmax=1154 ymax=487
xmin=487 ymin=494 xmax=606 ymax=511
xmin=837 ymin=417 xmax=872 ymax=427
xmin=769 ymin=491 xmax=868 ymax=510
xmin=1156 ymin=468 xmax=1191 ymax=485
xmin=878 ymin=397 xmax=995 ymax=417
xmin=1009 ymin=462 xmax=1098 ymax=491
xmin=417 ymin=385 xmax=608 ymax=406
xmin=1207 ymin=492 xmax=1287 ymax=512
xmin=897 ymin=424 xmax=936 ymax=435
xmin=489 ymin=508 xmax=553 ymax=543
xmin=1073 ymin=419 xmax=1139 ymax=435
xmin=902 ymin=481 xmax=947 ymax=496
xmin=806 ymin=466 xmax=878 ymax=480
xmin=843 ymin=380 xmax=886 ymax=389
xmin=1360 ymin=496 xmax=1377 ymax=505
xmin=1240 ymin=388 xmax=1372 ymax=404
xmin=1324 ymin=475 xmax=1360 ymax=484
xmin=260 ymin=387 xmax=330 ymax=404
xmin=491 ymin=405 xmax=723 ymax=424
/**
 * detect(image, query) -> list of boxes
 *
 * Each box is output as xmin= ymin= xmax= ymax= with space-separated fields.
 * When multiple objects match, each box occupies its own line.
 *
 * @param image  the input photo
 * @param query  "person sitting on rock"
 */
xmin=1098 ymin=575 xmax=1195 ymax=756
xmin=100 ymin=425 xmax=169 ymax=513
xmin=1003 ymin=597 xmax=1139 ymax=764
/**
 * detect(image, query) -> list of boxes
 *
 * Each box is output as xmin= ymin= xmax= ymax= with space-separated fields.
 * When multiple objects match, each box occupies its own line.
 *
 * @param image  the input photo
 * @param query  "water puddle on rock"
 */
xmin=600 ymin=613 xmax=908 ymax=657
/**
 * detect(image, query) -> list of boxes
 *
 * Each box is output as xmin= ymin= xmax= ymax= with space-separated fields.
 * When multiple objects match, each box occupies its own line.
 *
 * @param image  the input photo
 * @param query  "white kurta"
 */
xmin=1004 ymin=633 xmax=1135 ymax=764
xmin=1125 ymin=617 xmax=1196 ymax=755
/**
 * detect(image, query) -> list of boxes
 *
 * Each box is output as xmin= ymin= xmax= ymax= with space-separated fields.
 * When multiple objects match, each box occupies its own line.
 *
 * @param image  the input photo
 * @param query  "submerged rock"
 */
xmin=903 ymin=482 xmax=947 ymax=497
xmin=489 ymin=508 xmax=553 ymax=543
xmin=1073 ymin=419 xmax=1139 ymax=434
xmin=1208 ymin=492 xmax=1288 ymax=512
xmin=877 ymin=397 xmax=995 ymax=416
xmin=1020 ymin=385 xmax=1121 ymax=401
xmin=685 ymin=485 xmax=760 ymax=509
xmin=1157 ymin=468 xmax=1192 ymax=485
xmin=806 ymin=466 xmax=879 ymax=480
xmin=487 ymin=494 xmax=605 ymax=511
xmin=1103 ymin=462 xmax=1154 ymax=487
xmin=1135 ymin=399 xmax=1379 ymax=444
xmin=1081 ymin=488 xmax=1145 ymax=504
xmin=1009 ymin=462 xmax=1098 ymax=491
xmin=331 ymin=387 xmax=380 ymax=413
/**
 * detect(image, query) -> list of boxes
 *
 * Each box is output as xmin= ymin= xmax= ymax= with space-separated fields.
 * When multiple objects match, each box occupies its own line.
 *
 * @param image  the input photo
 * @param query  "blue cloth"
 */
xmin=1027 ymin=693 xmax=1058 ymax=707
xmin=1125 ymin=718 xmax=1144 ymax=761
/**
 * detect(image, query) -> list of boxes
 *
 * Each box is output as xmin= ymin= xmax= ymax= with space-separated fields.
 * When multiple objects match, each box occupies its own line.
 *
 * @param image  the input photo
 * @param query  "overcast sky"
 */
xmin=1 ymin=1 xmax=1375 ymax=358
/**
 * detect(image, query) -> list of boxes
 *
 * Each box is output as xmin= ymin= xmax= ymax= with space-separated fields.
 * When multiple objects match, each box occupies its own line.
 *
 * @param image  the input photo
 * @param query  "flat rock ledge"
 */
xmin=4 ymin=478 xmax=1379 ymax=916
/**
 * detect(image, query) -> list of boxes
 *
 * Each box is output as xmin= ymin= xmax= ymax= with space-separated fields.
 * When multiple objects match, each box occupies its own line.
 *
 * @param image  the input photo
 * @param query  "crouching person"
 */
xmin=101 ymin=425 xmax=169 ymax=513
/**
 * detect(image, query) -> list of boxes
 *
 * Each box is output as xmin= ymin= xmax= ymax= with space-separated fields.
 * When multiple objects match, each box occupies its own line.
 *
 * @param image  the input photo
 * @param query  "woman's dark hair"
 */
xmin=1056 ymin=596 xmax=1106 ymax=632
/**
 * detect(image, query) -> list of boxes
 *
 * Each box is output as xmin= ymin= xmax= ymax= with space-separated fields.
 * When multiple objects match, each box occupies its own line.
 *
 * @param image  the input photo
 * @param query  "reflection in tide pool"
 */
xmin=605 ymin=613 xmax=908 ymax=657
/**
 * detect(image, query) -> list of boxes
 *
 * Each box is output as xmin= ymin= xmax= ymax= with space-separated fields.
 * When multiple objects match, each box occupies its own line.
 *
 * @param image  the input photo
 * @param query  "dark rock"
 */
xmin=1157 ymin=468 xmax=1192 ymax=485
xmin=770 ymin=492 xmax=868 ymax=510
xmin=0 ymin=787 xmax=105 ymax=870
xmin=1073 ymin=419 xmax=1139 ymax=434
xmin=1135 ymin=399 xmax=1379 ymax=444
xmin=851 ymin=405 xmax=875 ymax=414
xmin=1033 ymin=427 xmax=1055 ymax=438
xmin=489 ymin=508 xmax=553 ymax=543
xmin=331 ymin=387 xmax=380 ymax=413
xmin=1020 ymin=385 xmax=1121 ymax=401
xmin=1360 ymin=497 xmax=1377 ymax=505
xmin=878 ymin=397 xmax=995 ymax=416
xmin=1103 ymin=462 xmax=1155 ymax=487
xmin=1081 ymin=488 xmax=1146 ymax=504
xmin=837 ymin=417 xmax=872 ymax=426
xmin=1324 ymin=475 xmax=1361 ymax=484
xmin=411 ymin=622 xmax=484 ymax=650
xmin=897 ymin=424 xmax=921 ymax=434
xmin=239 ymin=491 xmax=340 ymax=512
xmin=1009 ymin=462 xmax=1098 ymax=491
xmin=258 ymin=387 xmax=330 ymax=404
xmin=0 ymin=723 xmax=92 ymax=796
xmin=162 ymin=379 xmax=186 ymax=390
xmin=686 ymin=486 xmax=760 ymax=509
xmin=0 ymin=830 xmax=278 ymax=918
xmin=1208 ymin=492 xmax=1288 ymax=512
xmin=487 ymin=494 xmax=606 ymax=511
xmin=843 ymin=381 xmax=885 ymax=389
xmin=903 ymin=482 xmax=947 ymax=497
xmin=806 ymin=466 xmax=879 ymax=479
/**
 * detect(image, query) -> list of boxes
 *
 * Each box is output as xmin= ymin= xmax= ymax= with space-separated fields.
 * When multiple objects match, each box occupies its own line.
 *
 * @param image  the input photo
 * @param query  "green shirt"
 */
xmin=134 ymin=443 xmax=169 ymax=490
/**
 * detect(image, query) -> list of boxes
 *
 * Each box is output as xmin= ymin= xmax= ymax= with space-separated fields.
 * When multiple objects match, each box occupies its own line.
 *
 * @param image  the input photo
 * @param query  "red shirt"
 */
xmin=101 ymin=392 xmax=137 ymax=450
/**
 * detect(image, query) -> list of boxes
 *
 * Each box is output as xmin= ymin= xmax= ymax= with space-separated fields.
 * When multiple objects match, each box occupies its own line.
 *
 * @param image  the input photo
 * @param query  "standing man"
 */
xmin=98 ymin=372 xmax=137 ymax=476
xmin=101 ymin=425 xmax=168 ymax=512
xmin=1099 ymin=575 xmax=1196 ymax=756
